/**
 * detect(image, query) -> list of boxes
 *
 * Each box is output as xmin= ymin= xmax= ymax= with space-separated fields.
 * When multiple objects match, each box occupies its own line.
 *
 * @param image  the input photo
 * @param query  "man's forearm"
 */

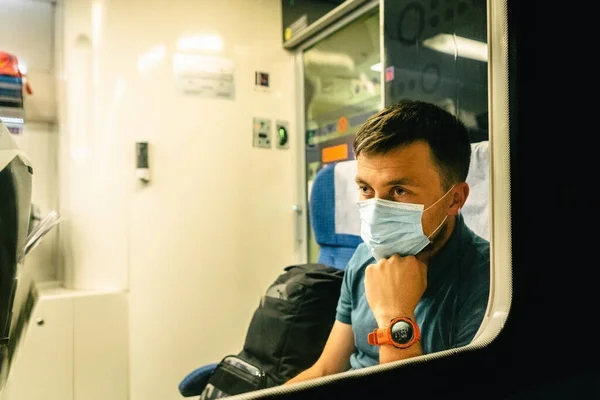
xmin=284 ymin=365 xmax=324 ymax=385
xmin=378 ymin=342 xmax=423 ymax=364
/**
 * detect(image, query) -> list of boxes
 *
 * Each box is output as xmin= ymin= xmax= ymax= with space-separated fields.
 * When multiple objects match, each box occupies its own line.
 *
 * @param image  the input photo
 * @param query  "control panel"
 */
xmin=252 ymin=117 xmax=271 ymax=148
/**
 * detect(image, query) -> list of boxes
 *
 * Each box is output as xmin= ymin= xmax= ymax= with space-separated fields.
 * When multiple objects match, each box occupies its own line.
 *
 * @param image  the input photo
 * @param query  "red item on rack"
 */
xmin=0 ymin=51 xmax=33 ymax=95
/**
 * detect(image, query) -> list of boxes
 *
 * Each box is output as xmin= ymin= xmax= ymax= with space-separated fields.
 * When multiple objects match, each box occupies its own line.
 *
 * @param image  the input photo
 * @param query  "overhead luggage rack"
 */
xmin=0 ymin=74 xmax=25 ymax=132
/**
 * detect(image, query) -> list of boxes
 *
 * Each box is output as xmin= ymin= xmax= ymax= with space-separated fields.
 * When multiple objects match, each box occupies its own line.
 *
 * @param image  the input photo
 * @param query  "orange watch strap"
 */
xmin=367 ymin=327 xmax=390 ymax=346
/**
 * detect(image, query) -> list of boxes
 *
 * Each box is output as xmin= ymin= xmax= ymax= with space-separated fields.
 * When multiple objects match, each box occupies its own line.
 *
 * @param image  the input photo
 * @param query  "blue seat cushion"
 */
xmin=178 ymin=363 xmax=218 ymax=397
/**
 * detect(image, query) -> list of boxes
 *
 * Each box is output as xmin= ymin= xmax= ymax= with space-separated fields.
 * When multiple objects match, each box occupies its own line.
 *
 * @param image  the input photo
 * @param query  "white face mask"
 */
xmin=357 ymin=187 xmax=454 ymax=261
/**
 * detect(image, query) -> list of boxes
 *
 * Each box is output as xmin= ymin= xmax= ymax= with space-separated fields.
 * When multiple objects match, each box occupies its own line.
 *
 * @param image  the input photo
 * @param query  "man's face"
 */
xmin=355 ymin=140 xmax=454 ymax=238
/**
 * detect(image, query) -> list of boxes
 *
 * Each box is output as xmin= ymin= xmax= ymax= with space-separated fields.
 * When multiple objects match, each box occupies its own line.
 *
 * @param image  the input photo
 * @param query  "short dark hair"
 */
xmin=353 ymin=99 xmax=472 ymax=189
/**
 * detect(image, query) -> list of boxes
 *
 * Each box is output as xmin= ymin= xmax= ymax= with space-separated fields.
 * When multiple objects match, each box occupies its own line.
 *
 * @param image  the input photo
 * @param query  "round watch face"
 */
xmin=391 ymin=319 xmax=414 ymax=344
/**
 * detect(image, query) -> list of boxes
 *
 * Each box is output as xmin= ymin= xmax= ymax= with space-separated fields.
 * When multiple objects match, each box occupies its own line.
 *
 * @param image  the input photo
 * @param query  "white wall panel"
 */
xmin=58 ymin=0 xmax=130 ymax=291
xmin=57 ymin=0 xmax=299 ymax=399
xmin=2 ymin=288 xmax=128 ymax=400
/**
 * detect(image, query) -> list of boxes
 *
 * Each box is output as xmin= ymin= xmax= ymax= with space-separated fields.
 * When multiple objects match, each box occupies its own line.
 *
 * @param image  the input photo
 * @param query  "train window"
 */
xmin=229 ymin=0 xmax=511 ymax=397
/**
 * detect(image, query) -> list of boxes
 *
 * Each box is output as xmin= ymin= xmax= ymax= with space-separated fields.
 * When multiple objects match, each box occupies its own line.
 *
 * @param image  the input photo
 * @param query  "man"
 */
xmin=286 ymin=99 xmax=490 ymax=383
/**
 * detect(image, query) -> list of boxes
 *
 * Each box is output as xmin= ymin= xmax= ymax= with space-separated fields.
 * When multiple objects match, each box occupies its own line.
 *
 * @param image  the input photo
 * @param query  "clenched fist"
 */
xmin=364 ymin=252 xmax=430 ymax=327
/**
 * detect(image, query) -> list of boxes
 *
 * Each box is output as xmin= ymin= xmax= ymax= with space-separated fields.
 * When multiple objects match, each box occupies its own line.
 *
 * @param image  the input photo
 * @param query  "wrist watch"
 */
xmin=368 ymin=317 xmax=420 ymax=349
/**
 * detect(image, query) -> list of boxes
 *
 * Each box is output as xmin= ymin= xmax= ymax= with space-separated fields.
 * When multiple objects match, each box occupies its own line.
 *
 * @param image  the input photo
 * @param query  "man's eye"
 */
xmin=393 ymin=187 xmax=406 ymax=196
xmin=358 ymin=186 xmax=373 ymax=196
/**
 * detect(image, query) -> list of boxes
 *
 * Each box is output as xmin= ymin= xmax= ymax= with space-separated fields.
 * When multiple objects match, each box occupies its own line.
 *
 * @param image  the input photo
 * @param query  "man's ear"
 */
xmin=448 ymin=181 xmax=469 ymax=216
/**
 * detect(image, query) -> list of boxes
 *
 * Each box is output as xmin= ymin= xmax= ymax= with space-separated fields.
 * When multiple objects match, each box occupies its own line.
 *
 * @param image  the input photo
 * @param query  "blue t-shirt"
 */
xmin=335 ymin=213 xmax=490 ymax=369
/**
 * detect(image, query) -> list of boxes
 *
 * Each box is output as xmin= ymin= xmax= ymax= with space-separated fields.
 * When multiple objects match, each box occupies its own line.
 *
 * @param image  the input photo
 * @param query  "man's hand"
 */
xmin=364 ymin=251 xmax=430 ymax=327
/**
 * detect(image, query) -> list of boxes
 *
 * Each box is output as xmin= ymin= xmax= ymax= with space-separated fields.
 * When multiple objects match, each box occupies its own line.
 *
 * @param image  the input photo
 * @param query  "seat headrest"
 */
xmin=462 ymin=140 xmax=490 ymax=241
xmin=309 ymin=160 xmax=362 ymax=248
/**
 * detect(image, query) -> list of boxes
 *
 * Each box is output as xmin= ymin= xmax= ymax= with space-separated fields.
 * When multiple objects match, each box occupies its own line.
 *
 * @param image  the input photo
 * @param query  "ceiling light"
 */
xmin=423 ymin=34 xmax=488 ymax=62
xmin=370 ymin=62 xmax=382 ymax=72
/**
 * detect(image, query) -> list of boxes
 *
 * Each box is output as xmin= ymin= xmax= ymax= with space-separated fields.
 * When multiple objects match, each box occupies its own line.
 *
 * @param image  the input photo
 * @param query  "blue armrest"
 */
xmin=178 ymin=363 xmax=218 ymax=397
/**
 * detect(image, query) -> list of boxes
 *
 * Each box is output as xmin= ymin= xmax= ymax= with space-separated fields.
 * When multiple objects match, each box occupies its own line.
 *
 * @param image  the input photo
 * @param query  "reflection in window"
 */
xmin=384 ymin=0 xmax=488 ymax=144
xmin=302 ymin=8 xmax=381 ymax=264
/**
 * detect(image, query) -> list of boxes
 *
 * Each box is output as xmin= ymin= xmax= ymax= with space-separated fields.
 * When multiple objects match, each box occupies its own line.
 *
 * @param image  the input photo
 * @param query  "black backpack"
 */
xmin=200 ymin=263 xmax=344 ymax=398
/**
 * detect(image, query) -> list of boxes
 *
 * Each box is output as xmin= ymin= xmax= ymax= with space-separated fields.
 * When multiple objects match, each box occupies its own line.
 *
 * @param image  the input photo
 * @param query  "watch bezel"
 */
xmin=388 ymin=317 xmax=420 ymax=349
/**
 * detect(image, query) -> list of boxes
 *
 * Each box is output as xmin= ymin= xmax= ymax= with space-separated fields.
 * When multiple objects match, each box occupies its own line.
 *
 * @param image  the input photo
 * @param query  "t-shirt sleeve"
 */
xmin=335 ymin=267 xmax=353 ymax=324
xmin=335 ymin=245 xmax=367 ymax=324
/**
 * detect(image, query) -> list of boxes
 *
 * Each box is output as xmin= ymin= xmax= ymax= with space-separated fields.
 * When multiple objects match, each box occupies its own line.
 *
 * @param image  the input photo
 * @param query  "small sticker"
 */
xmin=385 ymin=66 xmax=395 ymax=82
xmin=173 ymin=53 xmax=235 ymax=100
xmin=337 ymin=116 xmax=349 ymax=133
xmin=322 ymin=143 xmax=349 ymax=163
xmin=255 ymin=71 xmax=269 ymax=87
xmin=285 ymin=14 xmax=308 ymax=41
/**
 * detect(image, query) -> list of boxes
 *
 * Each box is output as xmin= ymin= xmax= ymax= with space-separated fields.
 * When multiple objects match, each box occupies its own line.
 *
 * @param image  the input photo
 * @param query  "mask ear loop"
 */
xmin=423 ymin=184 xmax=456 ymax=213
xmin=427 ymin=215 xmax=448 ymax=240
xmin=424 ymin=184 xmax=456 ymax=241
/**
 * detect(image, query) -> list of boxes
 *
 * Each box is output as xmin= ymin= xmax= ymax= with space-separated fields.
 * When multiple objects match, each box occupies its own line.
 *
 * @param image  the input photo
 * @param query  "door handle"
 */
xmin=292 ymin=204 xmax=304 ymax=244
